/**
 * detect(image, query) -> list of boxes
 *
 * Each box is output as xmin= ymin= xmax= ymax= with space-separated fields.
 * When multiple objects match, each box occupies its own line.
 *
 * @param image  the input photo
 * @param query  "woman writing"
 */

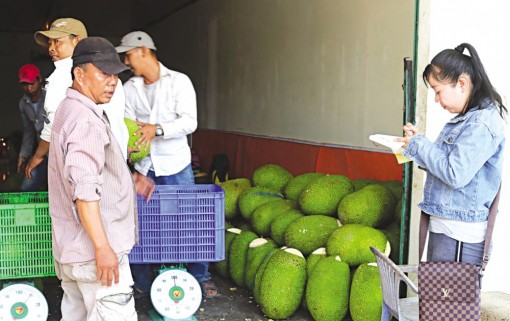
xmin=397 ymin=43 xmax=506 ymax=265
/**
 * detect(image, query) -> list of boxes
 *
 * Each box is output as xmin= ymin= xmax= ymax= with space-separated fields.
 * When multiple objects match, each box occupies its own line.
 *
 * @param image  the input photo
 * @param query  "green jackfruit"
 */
xmin=306 ymin=256 xmax=350 ymax=321
xmin=382 ymin=180 xmax=403 ymax=200
xmin=394 ymin=199 xmax=402 ymax=225
xmin=350 ymin=263 xmax=383 ymax=321
xmin=252 ymin=163 xmax=294 ymax=193
xmin=270 ymin=209 xmax=304 ymax=246
xmin=283 ymin=173 xmax=325 ymax=201
xmin=238 ymin=186 xmax=283 ymax=221
xmin=124 ymin=118 xmax=150 ymax=163
xmin=244 ymin=238 xmax=277 ymax=290
xmin=285 ymin=215 xmax=340 ymax=255
xmin=219 ymin=178 xmax=251 ymax=220
xmin=352 ymin=178 xmax=380 ymax=191
xmin=337 ymin=184 xmax=396 ymax=228
xmin=306 ymin=247 xmax=327 ymax=277
xmin=212 ymin=228 xmax=241 ymax=278
xmin=228 ymin=230 xmax=258 ymax=286
xmin=382 ymin=223 xmax=401 ymax=263
xmin=299 ymin=175 xmax=354 ymax=216
xmin=251 ymin=199 xmax=294 ymax=236
xmin=326 ymin=224 xmax=389 ymax=267
xmin=253 ymin=248 xmax=279 ymax=303
xmin=259 ymin=248 xmax=307 ymax=319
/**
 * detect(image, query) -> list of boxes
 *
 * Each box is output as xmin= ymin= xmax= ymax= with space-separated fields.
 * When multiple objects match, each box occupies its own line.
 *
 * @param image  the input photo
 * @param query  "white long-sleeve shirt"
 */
xmin=124 ymin=62 xmax=197 ymax=176
xmin=41 ymin=57 xmax=129 ymax=159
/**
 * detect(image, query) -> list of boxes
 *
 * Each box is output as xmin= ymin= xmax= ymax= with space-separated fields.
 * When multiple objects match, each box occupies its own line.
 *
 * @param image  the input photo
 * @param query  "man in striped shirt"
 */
xmin=48 ymin=37 xmax=139 ymax=320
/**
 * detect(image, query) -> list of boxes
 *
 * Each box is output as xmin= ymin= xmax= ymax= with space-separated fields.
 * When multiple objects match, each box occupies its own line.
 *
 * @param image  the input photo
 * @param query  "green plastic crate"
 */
xmin=0 ymin=192 xmax=55 ymax=279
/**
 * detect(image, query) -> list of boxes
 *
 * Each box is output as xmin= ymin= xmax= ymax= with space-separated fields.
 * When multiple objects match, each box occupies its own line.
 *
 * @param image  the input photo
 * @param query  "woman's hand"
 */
xmin=395 ymin=122 xmax=419 ymax=148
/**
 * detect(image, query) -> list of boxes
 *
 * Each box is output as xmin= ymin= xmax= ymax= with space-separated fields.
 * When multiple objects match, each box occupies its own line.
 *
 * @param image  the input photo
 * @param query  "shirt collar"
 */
xmin=65 ymin=87 xmax=104 ymax=119
xmin=54 ymin=56 xmax=73 ymax=69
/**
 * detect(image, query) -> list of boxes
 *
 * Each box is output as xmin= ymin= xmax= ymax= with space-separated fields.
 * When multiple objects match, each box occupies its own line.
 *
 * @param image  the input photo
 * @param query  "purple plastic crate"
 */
xmin=129 ymin=184 xmax=225 ymax=263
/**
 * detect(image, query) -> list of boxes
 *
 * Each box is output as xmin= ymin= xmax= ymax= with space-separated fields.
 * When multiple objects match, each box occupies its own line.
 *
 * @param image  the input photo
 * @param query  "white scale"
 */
xmin=148 ymin=265 xmax=202 ymax=321
xmin=0 ymin=282 xmax=48 ymax=320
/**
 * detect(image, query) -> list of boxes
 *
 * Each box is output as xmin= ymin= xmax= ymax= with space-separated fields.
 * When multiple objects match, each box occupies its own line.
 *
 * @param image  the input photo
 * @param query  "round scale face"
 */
xmin=150 ymin=269 xmax=202 ymax=319
xmin=0 ymin=283 xmax=48 ymax=320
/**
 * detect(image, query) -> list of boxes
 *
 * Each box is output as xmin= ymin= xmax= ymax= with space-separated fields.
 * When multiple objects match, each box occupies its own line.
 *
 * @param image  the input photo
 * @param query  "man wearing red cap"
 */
xmin=17 ymin=64 xmax=47 ymax=191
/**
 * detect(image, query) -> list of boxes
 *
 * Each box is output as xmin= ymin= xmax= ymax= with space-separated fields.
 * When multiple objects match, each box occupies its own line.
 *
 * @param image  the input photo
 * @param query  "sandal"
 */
xmin=200 ymin=279 xmax=221 ymax=298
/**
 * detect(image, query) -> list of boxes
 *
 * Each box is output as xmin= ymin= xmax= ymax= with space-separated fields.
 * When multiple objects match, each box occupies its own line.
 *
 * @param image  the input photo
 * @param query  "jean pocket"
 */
xmin=72 ymin=261 xmax=98 ymax=283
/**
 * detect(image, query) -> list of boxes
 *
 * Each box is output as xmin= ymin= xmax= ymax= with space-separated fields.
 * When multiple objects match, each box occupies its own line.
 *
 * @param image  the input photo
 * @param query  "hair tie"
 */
xmin=455 ymin=45 xmax=465 ymax=53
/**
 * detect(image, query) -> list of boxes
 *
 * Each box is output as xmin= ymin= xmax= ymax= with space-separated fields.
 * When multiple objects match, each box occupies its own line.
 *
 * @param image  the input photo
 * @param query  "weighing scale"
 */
xmin=0 ymin=282 xmax=48 ymax=320
xmin=148 ymin=265 xmax=202 ymax=321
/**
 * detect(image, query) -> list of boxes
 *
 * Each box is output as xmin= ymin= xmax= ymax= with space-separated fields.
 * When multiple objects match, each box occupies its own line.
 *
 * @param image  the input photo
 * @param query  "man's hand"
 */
xmin=134 ymin=121 xmax=157 ymax=150
xmin=133 ymin=172 xmax=155 ymax=201
xmin=25 ymin=155 xmax=44 ymax=178
xmin=17 ymin=157 xmax=26 ymax=173
xmin=95 ymin=245 xmax=119 ymax=286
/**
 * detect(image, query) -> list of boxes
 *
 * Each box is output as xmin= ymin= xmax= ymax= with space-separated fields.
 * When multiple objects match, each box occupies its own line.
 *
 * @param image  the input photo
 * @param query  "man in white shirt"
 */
xmin=27 ymin=18 xmax=130 ymax=173
xmin=116 ymin=31 xmax=219 ymax=298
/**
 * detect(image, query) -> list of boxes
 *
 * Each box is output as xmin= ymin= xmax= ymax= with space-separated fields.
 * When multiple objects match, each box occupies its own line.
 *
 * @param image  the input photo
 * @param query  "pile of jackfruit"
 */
xmin=213 ymin=163 xmax=403 ymax=321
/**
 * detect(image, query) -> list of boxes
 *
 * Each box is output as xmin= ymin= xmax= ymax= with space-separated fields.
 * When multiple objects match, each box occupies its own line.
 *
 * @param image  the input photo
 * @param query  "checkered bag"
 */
xmin=418 ymin=261 xmax=481 ymax=320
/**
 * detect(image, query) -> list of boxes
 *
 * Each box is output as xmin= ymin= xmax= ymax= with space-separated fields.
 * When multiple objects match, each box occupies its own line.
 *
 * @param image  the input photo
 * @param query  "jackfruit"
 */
xmin=382 ymin=180 xmax=403 ymax=200
xmin=253 ymin=248 xmax=279 ymax=303
xmin=382 ymin=223 xmax=401 ymax=263
xmin=350 ymin=263 xmax=383 ymax=321
xmin=124 ymin=118 xmax=150 ymax=163
xmin=218 ymin=178 xmax=251 ymax=220
xmin=394 ymin=199 xmax=402 ymax=224
xmin=299 ymin=175 xmax=354 ymax=216
xmin=244 ymin=238 xmax=277 ymax=290
xmin=284 ymin=215 xmax=340 ymax=255
xmin=252 ymin=163 xmax=294 ymax=193
xmin=238 ymin=186 xmax=283 ymax=221
xmin=306 ymin=256 xmax=350 ymax=321
xmin=258 ymin=248 xmax=307 ymax=319
xmin=337 ymin=184 xmax=396 ymax=228
xmin=352 ymin=178 xmax=380 ymax=191
xmin=251 ymin=199 xmax=294 ymax=236
xmin=283 ymin=172 xmax=325 ymax=201
xmin=212 ymin=228 xmax=241 ymax=278
xmin=306 ymin=247 xmax=327 ymax=277
xmin=228 ymin=230 xmax=258 ymax=286
xmin=270 ymin=209 xmax=304 ymax=246
xmin=326 ymin=224 xmax=390 ymax=267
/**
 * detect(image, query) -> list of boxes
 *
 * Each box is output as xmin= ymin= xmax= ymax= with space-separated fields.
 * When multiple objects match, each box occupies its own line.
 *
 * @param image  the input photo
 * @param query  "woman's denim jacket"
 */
xmin=403 ymin=102 xmax=505 ymax=222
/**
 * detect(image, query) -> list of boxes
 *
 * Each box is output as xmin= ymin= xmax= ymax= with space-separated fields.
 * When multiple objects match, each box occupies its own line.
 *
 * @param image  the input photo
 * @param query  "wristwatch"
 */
xmin=155 ymin=124 xmax=164 ymax=137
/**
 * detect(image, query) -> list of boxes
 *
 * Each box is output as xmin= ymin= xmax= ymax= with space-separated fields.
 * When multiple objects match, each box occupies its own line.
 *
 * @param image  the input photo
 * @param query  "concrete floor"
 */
xmin=39 ymin=272 xmax=315 ymax=321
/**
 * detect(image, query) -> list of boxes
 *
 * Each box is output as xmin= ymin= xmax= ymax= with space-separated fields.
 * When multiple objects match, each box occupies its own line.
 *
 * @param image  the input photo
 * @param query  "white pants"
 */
xmin=55 ymin=253 xmax=138 ymax=321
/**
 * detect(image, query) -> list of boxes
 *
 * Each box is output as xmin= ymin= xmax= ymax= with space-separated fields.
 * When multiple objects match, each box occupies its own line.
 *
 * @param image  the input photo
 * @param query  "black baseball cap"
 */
xmin=72 ymin=37 xmax=128 ymax=74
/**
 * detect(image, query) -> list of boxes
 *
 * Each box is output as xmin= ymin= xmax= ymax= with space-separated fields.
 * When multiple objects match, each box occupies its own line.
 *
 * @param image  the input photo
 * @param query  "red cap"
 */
xmin=18 ymin=64 xmax=40 ymax=83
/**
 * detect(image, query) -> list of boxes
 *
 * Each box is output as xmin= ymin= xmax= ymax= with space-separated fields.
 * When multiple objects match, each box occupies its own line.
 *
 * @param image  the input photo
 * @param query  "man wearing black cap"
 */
xmin=48 ymin=37 xmax=139 ymax=320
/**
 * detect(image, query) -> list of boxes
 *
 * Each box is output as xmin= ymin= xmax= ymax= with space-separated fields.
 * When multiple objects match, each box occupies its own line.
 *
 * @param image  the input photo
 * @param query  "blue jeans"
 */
xmin=20 ymin=157 xmax=48 ymax=192
xmin=427 ymin=232 xmax=486 ymax=264
xmin=131 ymin=164 xmax=211 ymax=293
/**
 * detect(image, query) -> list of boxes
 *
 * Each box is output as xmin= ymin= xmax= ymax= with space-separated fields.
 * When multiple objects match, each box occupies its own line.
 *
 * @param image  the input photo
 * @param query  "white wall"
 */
xmin=414 ymin=0 xmax=510 ymax=293
xmin=149 ymin=0 xmax=415 ymax=149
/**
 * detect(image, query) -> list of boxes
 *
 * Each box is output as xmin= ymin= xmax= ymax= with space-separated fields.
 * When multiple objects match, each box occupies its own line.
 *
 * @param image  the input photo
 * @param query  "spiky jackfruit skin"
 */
xmin=352 ymin=178 xmax=380 ymax=191
xmin=252 ymin=163 xmax=294 ymax=193
xmin=299 ymin=175 xmax=354 ymax=216
xmin=251 ymin=199 xmax=294 ymax=236
xmin=238 ymin=186 xmax=283 ymax=220
xmin=306 ymin=249 xmax=327 ymax=277
xmin=283 ymin=173 xmax=325 ymax=201
xmin=228 ymin=230 xmax=258 ymax=286
xmin=244 ymin=239 xmax=277 ymax=290
xmin=284 ymin=215 xmax=339 ymax=255
xmin=259 ymin=249 xmax=307 ymax=319
xmin=306 ymin=256 xmax=351 ymax=321
xmin=337 ymin=184 xmax=396 ymax=228
xmin=212 ymin=228 xmax=240 ymax=278
xmin=382 ymin=180 xmax=403 ymax=200
xmin=219 ymin=178 xmax=251 ymax=220
xmin=270 ymin=209 xmax=304 ymax=246
xmin=124 ymin=118 xmax=150 ymax=163
xmin=253 ymin=248 xmax=279 ymax=303
xmin=382 ymin=223 xmax=401 ymax=263
xmin=326 ymin=224 xmax=388 ymax=267
xmin=350 ymin=263 xmax=383 ymax=321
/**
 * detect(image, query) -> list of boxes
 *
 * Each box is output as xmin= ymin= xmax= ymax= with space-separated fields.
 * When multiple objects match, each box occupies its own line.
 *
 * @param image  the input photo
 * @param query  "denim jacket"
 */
xmin=403 ymin=102 xmax=505 ymax=222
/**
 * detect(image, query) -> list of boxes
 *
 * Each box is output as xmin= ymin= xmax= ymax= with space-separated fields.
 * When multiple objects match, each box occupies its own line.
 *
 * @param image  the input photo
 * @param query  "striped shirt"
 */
xmin=48 ymin=88 xmax=137 ymax=264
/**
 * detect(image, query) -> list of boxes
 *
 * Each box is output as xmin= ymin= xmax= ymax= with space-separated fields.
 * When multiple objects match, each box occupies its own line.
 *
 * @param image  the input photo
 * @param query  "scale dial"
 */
xmin=0 ymin=283 xmax=48 ymax=320
xmin=150 ymin=269 xmax=202 ymax=320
